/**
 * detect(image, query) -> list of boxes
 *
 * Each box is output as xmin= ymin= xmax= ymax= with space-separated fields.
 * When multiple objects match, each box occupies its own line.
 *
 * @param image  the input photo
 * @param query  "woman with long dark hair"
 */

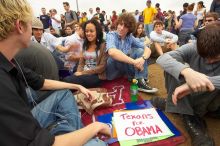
xmin=133 ymin=22 xmax=146 ymax=40
xmin=195 ymin=1 xmax=206 ymax=27
xmin=64 ymin=19 xmax=108 ymax=88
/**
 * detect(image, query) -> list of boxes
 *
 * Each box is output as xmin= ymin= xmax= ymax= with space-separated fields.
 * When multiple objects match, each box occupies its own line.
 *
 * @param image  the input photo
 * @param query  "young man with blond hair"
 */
xmin=0 ymin=0 xmax=110 ymax=146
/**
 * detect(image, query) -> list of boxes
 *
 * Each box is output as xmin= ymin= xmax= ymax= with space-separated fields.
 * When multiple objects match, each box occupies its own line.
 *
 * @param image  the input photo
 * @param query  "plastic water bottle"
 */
xmin=130 ymin=79 xmax=138 ymax=102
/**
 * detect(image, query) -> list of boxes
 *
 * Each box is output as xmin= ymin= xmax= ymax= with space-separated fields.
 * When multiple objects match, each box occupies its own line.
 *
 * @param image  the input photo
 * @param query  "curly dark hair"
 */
xmin=82 ymin=19 xmax=104 ymax=52
xmin=116 ymin=13 xmax=137 ymax=35
xmin=197 ymin=22 xmax=220 ymax=58
xmin=133 ymin=22 xmax=146 ymax=38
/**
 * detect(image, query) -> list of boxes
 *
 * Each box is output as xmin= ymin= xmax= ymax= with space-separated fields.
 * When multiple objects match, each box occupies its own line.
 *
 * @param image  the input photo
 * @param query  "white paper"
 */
xmin=113 ymin=108 xmax=174 ymax=141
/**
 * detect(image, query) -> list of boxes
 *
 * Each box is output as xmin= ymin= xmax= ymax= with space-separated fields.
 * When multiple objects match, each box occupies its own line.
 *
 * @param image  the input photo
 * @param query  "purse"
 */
xmin=74 ymin=88 xmax=113 ymax=114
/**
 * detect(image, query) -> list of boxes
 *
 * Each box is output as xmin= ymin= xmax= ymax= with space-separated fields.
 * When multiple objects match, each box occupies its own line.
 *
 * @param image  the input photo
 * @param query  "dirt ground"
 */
xmin=139 ymin=63 xmax=220 ymax=146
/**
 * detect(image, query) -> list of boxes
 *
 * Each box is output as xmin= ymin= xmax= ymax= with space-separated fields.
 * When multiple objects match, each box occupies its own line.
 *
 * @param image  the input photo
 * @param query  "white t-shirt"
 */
xmin=196 ymin=8 xmax=206 ymax=20
xmin=62 ymin=33 xmax=84 ymax=70
xmin=31 ymin=32 xmax=59 ymax=52
xmin=87 ymin=12 xmax=94 ymax=20
xmin=51 ymin=14 xmax=61 ymax=29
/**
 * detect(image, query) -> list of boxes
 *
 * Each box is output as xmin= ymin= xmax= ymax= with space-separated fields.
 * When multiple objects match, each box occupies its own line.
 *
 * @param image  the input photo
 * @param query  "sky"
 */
xmin=28 ymin=0 xmax=212 ymax=18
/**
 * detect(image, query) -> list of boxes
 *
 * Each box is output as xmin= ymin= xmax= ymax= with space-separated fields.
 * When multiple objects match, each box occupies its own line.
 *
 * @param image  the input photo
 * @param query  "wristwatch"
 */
xmin=142 ymin=55 xmax=147 ymax=60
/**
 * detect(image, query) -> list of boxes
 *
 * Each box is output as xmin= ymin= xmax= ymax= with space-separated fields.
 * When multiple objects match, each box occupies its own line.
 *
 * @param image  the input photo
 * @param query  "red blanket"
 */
xmin=80 ymin=78 xmax=185 ymax=146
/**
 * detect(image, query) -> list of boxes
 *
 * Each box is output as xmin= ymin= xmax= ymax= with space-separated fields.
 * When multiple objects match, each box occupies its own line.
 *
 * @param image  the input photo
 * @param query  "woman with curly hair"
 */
xmin=64 ymin=19 xmax=108 ymax=88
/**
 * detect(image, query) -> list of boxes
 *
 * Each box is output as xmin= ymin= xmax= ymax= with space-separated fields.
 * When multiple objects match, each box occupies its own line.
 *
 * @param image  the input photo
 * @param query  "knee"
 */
xmin=57 ymin=89 xmax=74 ymax=98
xmin=130 ymin=48 xmax=144 ymax=58
xmin=154 ymin=42 xmax=161 ymax=48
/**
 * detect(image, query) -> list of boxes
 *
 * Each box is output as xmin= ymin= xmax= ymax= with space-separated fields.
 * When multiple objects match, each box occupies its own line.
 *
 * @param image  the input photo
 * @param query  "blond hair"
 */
xmin=0 ymin=0 xmax=33 ymax=40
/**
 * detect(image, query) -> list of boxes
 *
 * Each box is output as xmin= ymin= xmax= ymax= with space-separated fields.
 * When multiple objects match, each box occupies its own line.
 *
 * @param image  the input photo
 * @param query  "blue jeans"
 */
xmin=52 ymin=50 xmax=65 ymax=70
xmin=106 ymin=48 xmax=148 ymax=80
xmin=30 ymin=89 xmax=107 ymax=146
xmin=144 ymin=23 xmax=153 ymax=37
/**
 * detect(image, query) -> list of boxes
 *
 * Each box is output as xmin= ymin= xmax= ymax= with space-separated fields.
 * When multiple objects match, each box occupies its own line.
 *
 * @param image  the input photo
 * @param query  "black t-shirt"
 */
xmin=16 ymin=42 xmax=59 ymax=104
xmin=0 ymin=53 xmax=55 ymax=146
xmin=40 ymin=15 xmax=51 ymax=29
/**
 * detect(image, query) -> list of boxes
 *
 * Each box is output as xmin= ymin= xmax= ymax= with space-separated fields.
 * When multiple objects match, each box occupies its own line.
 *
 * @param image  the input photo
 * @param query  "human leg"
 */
xmin=162 ymin=72 xmax=215 ymax=145
xmin=106 ymin=57 xmax=125 ymax=80
xmin=147 ymin=23 xmax=154 ymax=36
xmin=64 ymin=74 xmax=101 ymax=88
xmin=128 ymin=48 xmax=158 ymax=93
xmin=31 ymin=89 xmax=83 ymax=135
xmin=169 ymin=43 xmax=177 ymax=50
xmin=178 ymin=30 xmax=193 ymax=46
xmin=154 ymin=42 xmax=164 ymax=55
xmin=84 ymin=138 xmax=107 ymax=146
xmin=144 ymin=24 xmax=150 ymax=37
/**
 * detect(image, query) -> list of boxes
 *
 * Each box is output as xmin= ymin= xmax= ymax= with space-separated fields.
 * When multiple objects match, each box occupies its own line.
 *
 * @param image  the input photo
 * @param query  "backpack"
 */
xmin=156 ymin=10 xmax=165 ymax=22
xmin=65 ymin=10 xmax=79 ymax=22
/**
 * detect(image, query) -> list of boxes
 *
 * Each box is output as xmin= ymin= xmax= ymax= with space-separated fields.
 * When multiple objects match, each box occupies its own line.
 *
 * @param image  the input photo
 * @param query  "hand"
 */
xmin=68 ymin=43 xmax=80 ymax=52
xmin=74 ymin=72 xmax=82 ymax=76
xmin=165 ymin=38 xmax=172 ymax=44
xmin=181 ymin=68 xmax=215 ymax=92
xmin=133 ymin=57 xmax=145 ymax=71
xmin=94 ymin=122 xmax=111 ymax=138
xmin=77 ymin=85 xmax=94 ymax=101
xmin=68 ymin=55 xmax=80 ymax=62
xmin=172 ymin=83 xmax=191 ymax=105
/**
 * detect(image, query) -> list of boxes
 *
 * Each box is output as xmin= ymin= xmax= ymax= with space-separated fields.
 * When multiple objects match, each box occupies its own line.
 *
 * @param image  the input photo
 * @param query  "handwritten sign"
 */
xmin=113 ymin=108 xmax=174 ymax=141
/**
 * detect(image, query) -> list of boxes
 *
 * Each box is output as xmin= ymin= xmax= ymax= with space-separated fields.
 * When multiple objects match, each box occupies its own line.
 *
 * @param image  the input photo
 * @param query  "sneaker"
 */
xmin=129 ymin=78 xmax=149 ymax=83
xmin=137 ymin=78 xmax=158 ymax=93
xmin=150 ymin=96 xmax=166 ymax=110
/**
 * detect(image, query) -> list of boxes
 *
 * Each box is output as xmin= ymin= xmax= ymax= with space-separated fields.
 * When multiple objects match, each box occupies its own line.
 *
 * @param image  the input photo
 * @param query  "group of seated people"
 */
xmin=31 ymin=13 xmax=159 ymax=93
xmin=0 ymin=1 xmax=220 ymax=146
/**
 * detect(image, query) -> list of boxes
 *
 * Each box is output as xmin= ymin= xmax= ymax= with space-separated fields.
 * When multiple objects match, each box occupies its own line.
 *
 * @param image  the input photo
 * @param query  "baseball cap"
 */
xmin=32 ymin=17 xmax=43 ymax=29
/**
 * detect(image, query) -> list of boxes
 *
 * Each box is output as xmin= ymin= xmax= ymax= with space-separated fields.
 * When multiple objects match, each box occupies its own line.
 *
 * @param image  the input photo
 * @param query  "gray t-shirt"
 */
xmin=156 ymin=42 xmax=220 ymax=89
xmin=65 ymin=10 xmax=78 ymax=23
xmin=16 ymin=42 xmax=59 ymax=103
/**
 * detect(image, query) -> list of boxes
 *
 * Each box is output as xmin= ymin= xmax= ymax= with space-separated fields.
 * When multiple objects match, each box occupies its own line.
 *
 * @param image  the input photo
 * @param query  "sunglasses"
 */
xmin=205 ymin=19 xmax=214 ymax=22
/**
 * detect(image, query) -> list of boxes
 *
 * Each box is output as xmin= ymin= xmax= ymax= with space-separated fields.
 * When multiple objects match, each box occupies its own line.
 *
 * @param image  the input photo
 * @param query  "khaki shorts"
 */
xmin=150 ymin=43 xmax=171 ymax=58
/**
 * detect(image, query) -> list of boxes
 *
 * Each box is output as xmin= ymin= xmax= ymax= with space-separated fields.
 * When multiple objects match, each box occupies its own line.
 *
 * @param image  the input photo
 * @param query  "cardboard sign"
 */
xmin=113 ymin=108 xmax=174 ymax=141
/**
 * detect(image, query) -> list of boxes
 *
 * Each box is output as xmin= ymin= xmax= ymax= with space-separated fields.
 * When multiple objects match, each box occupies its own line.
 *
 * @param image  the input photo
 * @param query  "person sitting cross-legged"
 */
xmin=151 ymin=22 xmax=220 ymax=146
xmin=150 ymin=20 xmax=178 ymax=57
xmin=106 ymin=13 xmax=158 ymax=93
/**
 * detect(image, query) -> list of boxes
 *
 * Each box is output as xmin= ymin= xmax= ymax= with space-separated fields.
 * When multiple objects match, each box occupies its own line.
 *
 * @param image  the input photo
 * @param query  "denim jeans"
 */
xmin=106 ymin=48 xmax=148 ymax=80
xmin=30 ymin=89 xmax=107 ymax=146
xmin=64 ymin=74 xmax=101 ymax=88
xmin=178 ymin=29 xmax=194 ymax=46
xmin=144 ymin=23 xmax=153 ymax=37
xmin=52 ymin=50 xmax=65 ymax=70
